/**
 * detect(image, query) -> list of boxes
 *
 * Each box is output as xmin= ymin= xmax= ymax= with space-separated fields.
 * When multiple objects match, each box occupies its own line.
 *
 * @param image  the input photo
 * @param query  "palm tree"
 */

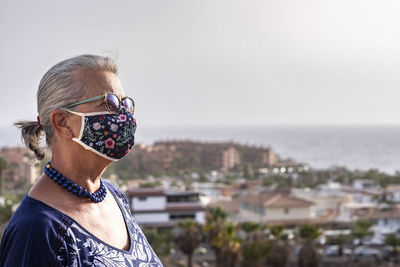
xmin=173 ymin=219 xmax=201 ymax=267
xmin=239 ymin=221 xmax=269 ymax=267
xmin=241 ymin=237 xmax=269 ymax=267
xmin=240 ymin=221 xmax=264 ymax=238
xmin=297 ymin=224 xmax=322 ymax=267
xmin=328 ymin=234 xmax=348 ymax=257
xmin=204 ymin=207 xmax=243 ymax=266
xmin=219 ymin=222 xmax=241 ymax=267
xmin=204 ymin=207 xmax=228 ymax=266
xmin=266 ymin=224 xmax=290 ymax=267
xmin=352 ymin=219 xmax=373 ymax=246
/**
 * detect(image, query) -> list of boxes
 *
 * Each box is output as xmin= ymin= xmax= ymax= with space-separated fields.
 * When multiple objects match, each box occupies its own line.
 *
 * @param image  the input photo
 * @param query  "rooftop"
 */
xmin=126 ymin=188 xmax=200 ymax=197
xmin=237 ymin=190 xmax=314 ymax=208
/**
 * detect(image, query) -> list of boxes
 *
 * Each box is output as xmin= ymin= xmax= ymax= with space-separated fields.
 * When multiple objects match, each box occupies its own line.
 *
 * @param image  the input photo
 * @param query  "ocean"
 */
xmin=1 ymin=125 xmax=399 ymax=174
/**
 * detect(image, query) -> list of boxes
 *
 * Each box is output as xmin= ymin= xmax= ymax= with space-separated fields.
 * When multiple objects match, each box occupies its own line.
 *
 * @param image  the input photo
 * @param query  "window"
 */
xmin=258 ymin=206 xmax=265 ymax=215
xmin=284 ymin=208 xmax=289 ymax=214
xmin=138 ymin=196 xmax=147 ymax=201
xmin=167 ymin=195 xmax=199 ymax=203
xmin=169 ymin=214 xmax=195 ymax=220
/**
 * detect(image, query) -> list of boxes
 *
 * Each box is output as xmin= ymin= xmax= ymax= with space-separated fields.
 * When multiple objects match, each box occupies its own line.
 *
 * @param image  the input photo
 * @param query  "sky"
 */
xmin=1 ymin=0 xmax=400 ymax=128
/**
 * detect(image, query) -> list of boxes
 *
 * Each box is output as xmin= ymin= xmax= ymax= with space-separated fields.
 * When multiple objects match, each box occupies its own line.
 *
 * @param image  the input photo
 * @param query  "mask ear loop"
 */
xmin=61 ymin=108 xmax=85 ymax=142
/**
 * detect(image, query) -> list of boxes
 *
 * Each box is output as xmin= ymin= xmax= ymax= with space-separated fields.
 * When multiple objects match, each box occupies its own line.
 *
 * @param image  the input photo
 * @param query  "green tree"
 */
xmin=352 ymin=219 xmax=373 ymax=245
xmin=173 ymin=219 xmax=201 ymax=267
xmin=240 ymin=221 xmax=269 ymax=267
xmin=0 ymin=157 xmax=8 ymax=195
xmin=218 ymin=222 xmax=241 ymax=267
xmin=143 ymin=228 xmax=172 ymax=264
xmin=267 ymin=224 xmax=290 ymax=267
xmin=204 ymin=207 xmax=242 ymax=267
xmin=384 ymin=233 xmax=400 ymax=258
xmin=328 ymin=234 xmax=349 ymax=256
xmin=204 ymin=207 xmax=228 ymax=266
xmin=241 ymin=238 xmax=269 ymax=267
xmin=297 ymin=224 xmax=322 ymax=267
xmin=240 ymin=221 xmax=263 ymax=236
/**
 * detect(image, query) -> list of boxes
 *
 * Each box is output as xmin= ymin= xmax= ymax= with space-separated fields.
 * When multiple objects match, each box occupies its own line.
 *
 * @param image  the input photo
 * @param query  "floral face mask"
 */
xmin=65 ymin=107 xmax=137 ymax=161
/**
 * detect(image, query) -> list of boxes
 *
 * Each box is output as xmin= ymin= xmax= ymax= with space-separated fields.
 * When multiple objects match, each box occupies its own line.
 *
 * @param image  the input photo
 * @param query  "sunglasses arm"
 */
xmin=63 ymin=95 xmax=105 ymax=109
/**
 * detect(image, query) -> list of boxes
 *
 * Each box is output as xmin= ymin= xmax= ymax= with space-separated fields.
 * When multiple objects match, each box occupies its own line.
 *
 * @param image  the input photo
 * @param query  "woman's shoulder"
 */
xmin=0 ymin=195 xmax=72 ymax=266
xmin=6 ymin=194 xmax=72 ymax=230
xmin=1 ymin=194 xmax=73 ymax=248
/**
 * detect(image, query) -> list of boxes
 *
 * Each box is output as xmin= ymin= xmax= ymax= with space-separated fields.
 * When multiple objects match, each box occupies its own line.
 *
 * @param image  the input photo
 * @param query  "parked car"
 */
xmin=324 ymin=245 xmax=352 ymax=257
xmin=354 ymin=246 xmax=381 ymax=258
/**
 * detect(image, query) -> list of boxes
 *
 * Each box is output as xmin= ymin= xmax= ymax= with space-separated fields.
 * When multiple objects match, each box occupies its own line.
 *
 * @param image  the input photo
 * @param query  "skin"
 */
xmin=28 ymin=70 xmax=131 ymax=251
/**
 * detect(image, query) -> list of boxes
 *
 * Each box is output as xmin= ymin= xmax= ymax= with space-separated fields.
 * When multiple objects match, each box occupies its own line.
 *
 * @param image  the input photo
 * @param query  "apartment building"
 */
xmin=126 ymin=188 xmax=206 ymax=227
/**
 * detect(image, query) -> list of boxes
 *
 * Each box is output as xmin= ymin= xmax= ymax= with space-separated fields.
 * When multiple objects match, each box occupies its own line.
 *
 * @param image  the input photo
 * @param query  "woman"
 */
xmin=0 ymin=55 xmax=163 ymax=266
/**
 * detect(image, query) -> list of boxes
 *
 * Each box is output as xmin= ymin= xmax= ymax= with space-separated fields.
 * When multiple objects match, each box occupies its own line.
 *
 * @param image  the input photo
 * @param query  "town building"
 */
xmin=352 ymin=179 xmax=381 ymax=193
xmin=217 ymin=189 xmax=315 ymax=224
xmin=338 ymin=202 xmax=400 ymax=244
xmin=125 ymin=188 xmax=206 ymax=228
xmin=126 ymin=140 xmax=284 ymax=175
xmin=0 ymin=146 xmax=40 ymax=189
xmin=384 ymin=184 xmax=400 ymax=203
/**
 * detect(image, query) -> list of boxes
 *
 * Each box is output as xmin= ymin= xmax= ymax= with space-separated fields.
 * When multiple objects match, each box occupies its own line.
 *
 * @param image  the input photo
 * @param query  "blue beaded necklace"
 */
xmin=43 ymin=161 xmax=107 ymax=203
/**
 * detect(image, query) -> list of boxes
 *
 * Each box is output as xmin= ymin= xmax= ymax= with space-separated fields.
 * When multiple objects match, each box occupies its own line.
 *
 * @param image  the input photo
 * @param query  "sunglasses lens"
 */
xmin=106 ymin=94 xmax=120 ymax=113
xmin=122 ymin=98 xmax=135 ymax=114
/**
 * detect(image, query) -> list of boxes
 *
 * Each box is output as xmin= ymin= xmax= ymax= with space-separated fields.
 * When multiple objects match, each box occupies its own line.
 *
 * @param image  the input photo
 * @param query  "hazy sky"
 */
xmin=1 ymin=0 xmax=400 ymax=127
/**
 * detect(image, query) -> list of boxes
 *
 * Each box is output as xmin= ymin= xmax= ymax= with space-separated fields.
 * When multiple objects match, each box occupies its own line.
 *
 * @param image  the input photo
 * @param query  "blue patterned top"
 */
xmin=0 ymin=181 xmax=163 ymax=267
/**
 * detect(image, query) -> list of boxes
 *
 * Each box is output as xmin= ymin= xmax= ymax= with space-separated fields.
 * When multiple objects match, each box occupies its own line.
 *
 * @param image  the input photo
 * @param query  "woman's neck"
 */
xmin=50 ymin=144 xmax=111 ymax=193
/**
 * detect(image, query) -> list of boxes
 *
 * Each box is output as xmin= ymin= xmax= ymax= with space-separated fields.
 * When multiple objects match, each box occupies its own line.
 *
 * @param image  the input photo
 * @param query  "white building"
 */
xmin=352 ymin=179 xmax=381 ymax=192
xmin=292 ymin=185 xmax=350 ymax=218
xmin=385 ymin=184 xmax=400 ymax=203
xmin=236 ymin=190 xmax=315 ymax=224
xmin=337 ymin=202 xmax=400 ymax=245
xmin=126 ymin=189 xmax=206 ymax=227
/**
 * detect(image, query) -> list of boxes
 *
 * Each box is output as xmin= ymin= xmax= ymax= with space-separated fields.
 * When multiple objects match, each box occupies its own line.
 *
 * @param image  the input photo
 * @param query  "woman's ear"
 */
xmin=49 ymin=110 xmax=80 ymax=140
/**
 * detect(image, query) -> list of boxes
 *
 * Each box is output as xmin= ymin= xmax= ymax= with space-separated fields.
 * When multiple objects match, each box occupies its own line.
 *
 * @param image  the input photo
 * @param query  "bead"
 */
xmin=42 ymin=162 xmax=106 ymax=203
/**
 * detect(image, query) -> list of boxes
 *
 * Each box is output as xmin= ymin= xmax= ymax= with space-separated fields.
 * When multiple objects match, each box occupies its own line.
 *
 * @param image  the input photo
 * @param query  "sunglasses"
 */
xmin=63 ymin=93 xmax=135 ymax=114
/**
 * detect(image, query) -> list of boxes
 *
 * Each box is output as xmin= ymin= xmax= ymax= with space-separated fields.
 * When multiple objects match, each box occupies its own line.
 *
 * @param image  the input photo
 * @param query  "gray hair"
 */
xmin=14 ymin=54 xmax=118 ymax=160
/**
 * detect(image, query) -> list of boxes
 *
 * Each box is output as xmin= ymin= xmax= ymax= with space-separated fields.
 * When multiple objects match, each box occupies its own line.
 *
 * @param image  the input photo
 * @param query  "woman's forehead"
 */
xmin=80 ymin=70 xmax=124 ymax=98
